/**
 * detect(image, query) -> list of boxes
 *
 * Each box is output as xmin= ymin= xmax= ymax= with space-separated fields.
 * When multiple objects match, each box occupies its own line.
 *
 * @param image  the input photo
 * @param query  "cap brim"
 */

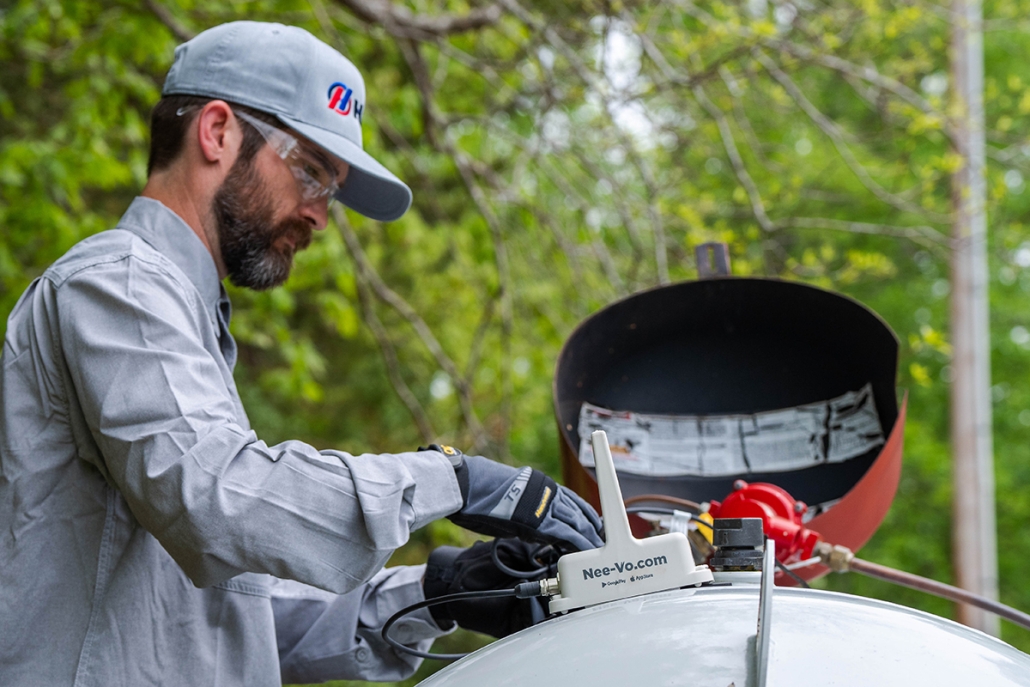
xmin=278 ymin=115 xmax=412 ymax=222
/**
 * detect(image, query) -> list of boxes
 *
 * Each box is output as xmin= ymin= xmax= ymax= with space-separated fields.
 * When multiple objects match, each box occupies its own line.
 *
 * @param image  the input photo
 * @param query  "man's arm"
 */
xmin=52 ymin=255 xmax=463 ymax=593
xmin=270 ymin=566 xmax=448 ymax=684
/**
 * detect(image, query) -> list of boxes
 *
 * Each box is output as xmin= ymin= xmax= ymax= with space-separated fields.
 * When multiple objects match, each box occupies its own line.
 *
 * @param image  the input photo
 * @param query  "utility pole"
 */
xmin=950 ymin=0 xmax=999 ymax=636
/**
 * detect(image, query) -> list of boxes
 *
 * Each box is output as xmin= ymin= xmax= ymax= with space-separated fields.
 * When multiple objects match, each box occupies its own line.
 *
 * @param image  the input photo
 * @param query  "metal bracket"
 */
xmin=755 ymin=539 xmax=774 ymax=687
xmin=695 ymin=242 xmax=732 ymax=279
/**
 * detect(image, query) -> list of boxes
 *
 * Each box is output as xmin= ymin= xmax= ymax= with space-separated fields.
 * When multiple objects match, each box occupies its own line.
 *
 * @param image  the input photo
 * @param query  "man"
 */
xmin=0 ymin=21 xmax=602 ymax=686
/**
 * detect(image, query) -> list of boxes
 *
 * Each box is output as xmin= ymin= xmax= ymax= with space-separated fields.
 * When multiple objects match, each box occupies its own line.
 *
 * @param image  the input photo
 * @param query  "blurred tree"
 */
xmin=4 ymin=1 xmax=1030 ymax=684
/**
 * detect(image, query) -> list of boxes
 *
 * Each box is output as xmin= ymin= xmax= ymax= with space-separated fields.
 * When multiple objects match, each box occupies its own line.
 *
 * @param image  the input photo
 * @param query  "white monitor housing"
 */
xmin=549 ymin=430 xmax=713 ymax=614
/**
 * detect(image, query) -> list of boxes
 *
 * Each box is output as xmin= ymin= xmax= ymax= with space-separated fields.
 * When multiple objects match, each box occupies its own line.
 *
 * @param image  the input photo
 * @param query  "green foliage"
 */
xmin=5 ymin=0 xmax=1030 ymax=681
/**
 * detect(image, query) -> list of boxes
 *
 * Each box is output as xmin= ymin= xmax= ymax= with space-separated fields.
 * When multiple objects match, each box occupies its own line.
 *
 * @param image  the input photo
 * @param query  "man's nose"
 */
xmin=298 ymin=196 xmax=330 ymax=231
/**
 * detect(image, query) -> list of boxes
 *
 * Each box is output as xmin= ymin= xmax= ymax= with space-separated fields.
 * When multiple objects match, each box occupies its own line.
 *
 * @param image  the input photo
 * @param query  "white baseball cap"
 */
xmin=162 ymin=21 xmax=412 ymax=222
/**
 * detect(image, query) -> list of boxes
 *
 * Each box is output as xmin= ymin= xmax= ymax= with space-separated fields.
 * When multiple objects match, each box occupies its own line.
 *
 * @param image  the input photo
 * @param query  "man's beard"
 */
xmin=213 ymin=155 xmax=312 ymax=291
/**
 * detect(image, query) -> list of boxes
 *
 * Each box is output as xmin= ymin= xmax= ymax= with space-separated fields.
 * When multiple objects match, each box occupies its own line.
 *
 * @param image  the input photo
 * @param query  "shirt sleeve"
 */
xmin=52 ymin=253 xmax=463 ymax=593
xmin=271 ymin=564 xmax=453 ymax=683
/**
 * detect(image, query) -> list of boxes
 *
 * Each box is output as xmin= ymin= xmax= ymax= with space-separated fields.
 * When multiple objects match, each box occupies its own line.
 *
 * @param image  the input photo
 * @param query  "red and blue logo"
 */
xmin=327 ymin=82 xmax=363 ymax=123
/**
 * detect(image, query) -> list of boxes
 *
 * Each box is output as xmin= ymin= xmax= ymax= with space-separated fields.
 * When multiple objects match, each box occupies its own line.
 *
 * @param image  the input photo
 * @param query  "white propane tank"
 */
xmin=417 ymin=432 xmax=1030 ymax=687
xmin=417 ymin=582 xmax=1030 ymax=687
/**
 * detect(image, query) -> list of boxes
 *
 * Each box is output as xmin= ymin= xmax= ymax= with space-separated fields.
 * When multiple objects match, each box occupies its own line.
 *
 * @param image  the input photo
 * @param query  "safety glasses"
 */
xmin=233 ymin=110 xmax=341 ymax=204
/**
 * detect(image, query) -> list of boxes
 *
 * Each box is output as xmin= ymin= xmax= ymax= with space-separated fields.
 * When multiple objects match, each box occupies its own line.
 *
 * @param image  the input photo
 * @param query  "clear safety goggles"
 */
xmin=232 ymin=110 xmax=341 ymax=204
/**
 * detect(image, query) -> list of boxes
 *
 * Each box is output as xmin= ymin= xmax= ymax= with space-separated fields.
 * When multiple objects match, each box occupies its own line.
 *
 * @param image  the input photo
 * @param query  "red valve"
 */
xmin=708 ymin=480 xmax=821 ymax=562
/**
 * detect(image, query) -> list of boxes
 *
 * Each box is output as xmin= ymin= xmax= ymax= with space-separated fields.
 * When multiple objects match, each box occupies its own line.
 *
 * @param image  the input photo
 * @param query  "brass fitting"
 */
xmin=815 ymin=541 xmax=855 ymax=573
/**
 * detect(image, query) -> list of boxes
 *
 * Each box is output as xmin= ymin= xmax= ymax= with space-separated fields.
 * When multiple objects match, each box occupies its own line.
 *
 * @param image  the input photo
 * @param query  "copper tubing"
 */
xmin=622 ymin=492 xmax=704 ymax=512
xmin=623 ymin=494 xmax=703 ymax=512
xmin=849 ymin=557 xmax=1030 ymax=633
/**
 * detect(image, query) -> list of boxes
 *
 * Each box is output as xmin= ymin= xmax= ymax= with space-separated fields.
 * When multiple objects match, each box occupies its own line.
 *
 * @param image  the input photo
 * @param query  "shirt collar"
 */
xmin=116 ymin=197 xmax=225 ymax=316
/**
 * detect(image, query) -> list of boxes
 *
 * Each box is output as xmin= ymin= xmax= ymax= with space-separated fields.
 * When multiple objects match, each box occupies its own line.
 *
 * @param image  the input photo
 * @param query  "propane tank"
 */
xmin=418 ymin=584 xmax=1030 ymax=687
xmin=418 ymin=431 xmax=1030 ymax=687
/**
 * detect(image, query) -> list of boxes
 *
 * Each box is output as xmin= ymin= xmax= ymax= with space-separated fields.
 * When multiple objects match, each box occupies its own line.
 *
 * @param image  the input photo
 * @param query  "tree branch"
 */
xmin=568 ymin=144 xmax=646 ymax=271
xmin=533 ymin=155 xmax=628 ymax=296
xmin=421 ymin=109 xmax=621 ymax=300
xmin=677 ymin=0 xmax=953 ymax=139
xmin=446 ymin=144 xmax=513 ymax=458
xmin=331 ymin=0 xmax=501 ymax=39
xmin=754 ymin=49 xmax=951 ymax=223
xmin=334 ymin=208 xmax=490 ymax=451
xmin=433 ymin=39 xmax=521 ymax=103
xmin=721 ymin=65 xmax=785 ymax=173
xmin=462 ymin=296 xmax=496 ymax=389
xmin=634 ymin=19 xmax=780 ymax=236
xmin=770 ymin=42 xmax=950 ymax=137
xmin=501 ymin=0 xmax=669 ymax=284
xmin=693 ymin=83 xmax=776 ymax=232
xmin=399 ymin=38 xmax=514 ymax=458
xmin=352 ymin=261 xmax=437 ymax=443
xmin=143 ymin=0 xmax=194 ymax=41
xmin=780 ymin=216 xmax=952 ymax=254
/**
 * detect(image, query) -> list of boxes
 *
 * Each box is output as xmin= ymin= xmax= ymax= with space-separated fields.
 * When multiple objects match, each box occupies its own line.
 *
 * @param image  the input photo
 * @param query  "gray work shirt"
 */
xmin=0 ymin=197 xmax=464 ymax=686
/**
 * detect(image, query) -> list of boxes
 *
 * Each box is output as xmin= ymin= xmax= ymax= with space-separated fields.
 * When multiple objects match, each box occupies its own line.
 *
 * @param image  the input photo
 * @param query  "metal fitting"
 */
xmin=815 ymin=541 xmax=854 ymax=573
xmin=540 ymin=577 xmax=561 ymax=597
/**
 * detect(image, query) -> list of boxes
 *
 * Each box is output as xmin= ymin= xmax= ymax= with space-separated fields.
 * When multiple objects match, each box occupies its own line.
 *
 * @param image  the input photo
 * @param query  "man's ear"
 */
xmin=195 ymin=100 xmax=240 ymax=165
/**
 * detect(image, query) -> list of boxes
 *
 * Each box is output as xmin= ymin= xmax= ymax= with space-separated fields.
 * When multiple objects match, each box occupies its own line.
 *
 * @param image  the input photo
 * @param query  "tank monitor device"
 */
xmin=549 ymin=430 xmax=713 ymax=614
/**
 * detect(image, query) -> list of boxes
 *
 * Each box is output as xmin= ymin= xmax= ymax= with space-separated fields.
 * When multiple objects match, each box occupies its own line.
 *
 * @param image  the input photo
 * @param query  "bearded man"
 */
xmin=0 ymin=21 xmax=602 ymax=687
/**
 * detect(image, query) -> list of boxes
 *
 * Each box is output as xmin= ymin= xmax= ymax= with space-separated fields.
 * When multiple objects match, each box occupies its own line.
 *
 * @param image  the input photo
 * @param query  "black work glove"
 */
xmin=421 ymin=444 xmax=604 ymax=553
xmin=423 ymin=538 xmax=556 ymax=638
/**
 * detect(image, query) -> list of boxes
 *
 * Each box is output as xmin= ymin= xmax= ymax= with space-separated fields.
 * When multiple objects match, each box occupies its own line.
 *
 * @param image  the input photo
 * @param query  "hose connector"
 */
xmin=815 ymin=541 xmax=854 ymax=572
xmin=516 ymin=577 xmax=560 ymax=598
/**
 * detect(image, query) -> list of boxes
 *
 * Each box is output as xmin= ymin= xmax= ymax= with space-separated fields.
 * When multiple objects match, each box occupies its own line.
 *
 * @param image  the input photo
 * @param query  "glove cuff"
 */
xmin=420 ymin=443 xmax=464 ymax=468
xmin=423 ymin=545 xmax=463 ymax=630
xmin=420 ymin=444 xmax=469 ymax=506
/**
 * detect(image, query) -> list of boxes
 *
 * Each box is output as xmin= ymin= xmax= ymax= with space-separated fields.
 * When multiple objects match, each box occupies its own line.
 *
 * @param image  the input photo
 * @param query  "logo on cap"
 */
xmin=327 ymin=82 xmax=364 ymax=123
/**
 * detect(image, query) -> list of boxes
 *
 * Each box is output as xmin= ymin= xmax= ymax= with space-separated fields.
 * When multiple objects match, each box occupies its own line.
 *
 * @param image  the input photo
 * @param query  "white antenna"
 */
xmin=591 ymin=429 xmax=633 ymax=549
xmin=548 ymin=430 xmax=712 ymax=613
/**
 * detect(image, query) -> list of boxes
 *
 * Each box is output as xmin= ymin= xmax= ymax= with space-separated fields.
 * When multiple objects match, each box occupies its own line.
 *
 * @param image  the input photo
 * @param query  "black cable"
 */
xmin=489 ymin=538 xmax=552 ymax=578
xmin=774 ymin=558 xmax=810 ymax=588
xmin=382 ymin=587 xmax=537 ymax=661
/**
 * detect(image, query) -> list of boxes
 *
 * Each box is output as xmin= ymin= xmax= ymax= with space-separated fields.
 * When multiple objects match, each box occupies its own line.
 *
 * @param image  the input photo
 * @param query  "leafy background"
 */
xmin=3 ymin=0 xmax=1030 ymax=684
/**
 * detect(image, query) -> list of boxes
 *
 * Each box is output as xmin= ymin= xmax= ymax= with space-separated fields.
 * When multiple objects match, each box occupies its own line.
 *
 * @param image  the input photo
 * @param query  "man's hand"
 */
xmin=422 ymin=445 xmax=604 ymax=553
xmin=423 ymin=538 xmax=555 ymax=638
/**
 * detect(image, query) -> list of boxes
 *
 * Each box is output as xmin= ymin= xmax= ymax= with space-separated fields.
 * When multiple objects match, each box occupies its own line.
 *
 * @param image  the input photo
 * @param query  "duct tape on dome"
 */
xmin=577 ymin=383 xmax=884 ymax=478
